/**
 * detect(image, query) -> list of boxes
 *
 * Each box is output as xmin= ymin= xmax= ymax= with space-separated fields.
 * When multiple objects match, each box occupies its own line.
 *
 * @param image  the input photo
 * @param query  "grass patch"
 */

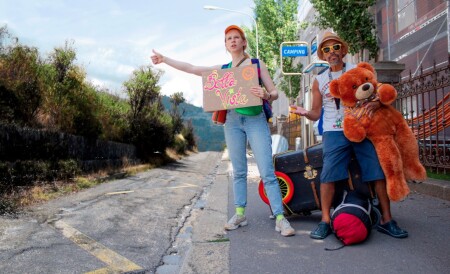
xmin=207 ymin=238 xmax=230 ymax=243
xmin=427 ymin=170 xmax=450 ymax=181
xmin=75 ymin=177 xmax=101 ymax=189
xmin=123 ymin=164 xmax=152 ymax=175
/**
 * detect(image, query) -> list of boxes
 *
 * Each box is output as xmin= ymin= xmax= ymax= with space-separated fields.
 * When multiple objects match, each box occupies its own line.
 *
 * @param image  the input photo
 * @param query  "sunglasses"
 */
xmin=321 ymin=43 xmax=342 ymax=54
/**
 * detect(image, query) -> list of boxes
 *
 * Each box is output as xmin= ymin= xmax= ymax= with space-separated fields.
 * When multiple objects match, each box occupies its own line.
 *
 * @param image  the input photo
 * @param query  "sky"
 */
xmin=0 ymin=0 xmax=257 ymax=107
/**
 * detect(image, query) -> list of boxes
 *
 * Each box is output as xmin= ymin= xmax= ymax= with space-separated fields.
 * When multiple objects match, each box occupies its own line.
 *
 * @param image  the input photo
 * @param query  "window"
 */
xmin=397 ymin=0 xmax=416 ymax=31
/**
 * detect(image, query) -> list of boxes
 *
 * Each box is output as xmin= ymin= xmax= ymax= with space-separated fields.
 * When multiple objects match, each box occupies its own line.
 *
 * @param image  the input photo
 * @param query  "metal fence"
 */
xmin=271 ymin=59 xmax=450 ymax=174
xmin=393 ymin=58 xmax=450 ymax=174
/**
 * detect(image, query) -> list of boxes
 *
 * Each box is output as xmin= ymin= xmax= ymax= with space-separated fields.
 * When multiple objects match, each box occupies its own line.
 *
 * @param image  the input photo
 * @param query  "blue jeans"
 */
xmin=224 ymin=110 xmax=284 ymax=216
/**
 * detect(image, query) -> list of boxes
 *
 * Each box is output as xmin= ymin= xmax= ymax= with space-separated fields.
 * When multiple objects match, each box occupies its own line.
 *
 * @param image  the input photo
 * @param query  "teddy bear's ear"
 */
xmin=329 ymin=79 xmax=341 ymax=98
xmin=357 ymin=62 xmax=375 ymax=74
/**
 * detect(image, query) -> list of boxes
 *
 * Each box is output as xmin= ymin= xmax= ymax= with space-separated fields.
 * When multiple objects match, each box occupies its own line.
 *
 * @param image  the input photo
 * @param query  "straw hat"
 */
xmin=317 ymin=31 xmax=348 ymax=61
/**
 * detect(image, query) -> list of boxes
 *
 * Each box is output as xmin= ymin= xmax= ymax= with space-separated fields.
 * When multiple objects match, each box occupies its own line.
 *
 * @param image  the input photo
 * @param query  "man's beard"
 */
xmin=327 ymin=53 xmax=342 ymax=66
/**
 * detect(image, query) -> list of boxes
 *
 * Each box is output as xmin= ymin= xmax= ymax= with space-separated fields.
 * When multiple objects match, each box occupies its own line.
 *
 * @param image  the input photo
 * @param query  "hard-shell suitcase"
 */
xmin=273 ymin=143 xmax=324 ymax=215
xmin=259 ymin=143 xmax=373 ymax=216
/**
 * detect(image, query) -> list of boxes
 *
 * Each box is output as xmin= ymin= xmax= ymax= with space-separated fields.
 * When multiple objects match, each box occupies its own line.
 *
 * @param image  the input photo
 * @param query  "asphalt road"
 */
xmin=1 ymin=151 xmax=449 ymax=274
xmin=0 ymin=151 xmax=225 ymax=274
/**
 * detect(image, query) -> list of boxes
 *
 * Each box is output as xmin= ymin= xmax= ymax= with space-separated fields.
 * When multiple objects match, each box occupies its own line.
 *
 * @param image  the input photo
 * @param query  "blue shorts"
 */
xmin=320 ymin=131 xmax=385 ymax=183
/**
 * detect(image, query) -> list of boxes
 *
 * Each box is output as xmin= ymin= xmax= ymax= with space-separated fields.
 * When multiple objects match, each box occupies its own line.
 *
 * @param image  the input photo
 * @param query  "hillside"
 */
xmin=162 ymin=96 xmax=225 ymax=152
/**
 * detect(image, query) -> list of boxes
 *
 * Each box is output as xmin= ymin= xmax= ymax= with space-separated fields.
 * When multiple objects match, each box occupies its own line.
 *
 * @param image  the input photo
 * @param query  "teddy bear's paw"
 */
xmin=386 ymin=177 xmax=410 ymax=202
xmin=378 ymin=84 xmax=397 ymax=105
xmin=404 ymin=164 xmax=427 ymax=181
xmin=343 ymin=117 xmax=366 ymax=142
xmin=344 ymin=129 xmax=366 ymax=142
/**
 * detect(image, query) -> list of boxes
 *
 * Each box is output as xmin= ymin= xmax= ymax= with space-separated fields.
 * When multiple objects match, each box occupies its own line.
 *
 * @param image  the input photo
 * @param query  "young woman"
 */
xmin=151 ymin=25 xmax=295 ymax=236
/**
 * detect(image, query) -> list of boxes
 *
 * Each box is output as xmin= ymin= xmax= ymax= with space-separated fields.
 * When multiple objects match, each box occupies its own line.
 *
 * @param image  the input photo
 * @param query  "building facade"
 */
xmin=273 ymin=0 xmax=449 ymax=149
xmin=375 ymin=0 xmax=448 ymax=78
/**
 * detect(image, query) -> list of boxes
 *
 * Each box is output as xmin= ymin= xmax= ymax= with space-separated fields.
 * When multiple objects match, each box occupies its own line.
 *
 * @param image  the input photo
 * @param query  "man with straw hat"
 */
xmin=290 ymin=32 xmax=408 ymax=240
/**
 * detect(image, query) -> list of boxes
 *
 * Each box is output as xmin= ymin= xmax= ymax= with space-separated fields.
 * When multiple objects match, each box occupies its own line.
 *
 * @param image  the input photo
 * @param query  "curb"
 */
xmin=408 ymin=178 xmax=450 ymax=201
xmin=180 ymin=154 xmax=230 ymax=273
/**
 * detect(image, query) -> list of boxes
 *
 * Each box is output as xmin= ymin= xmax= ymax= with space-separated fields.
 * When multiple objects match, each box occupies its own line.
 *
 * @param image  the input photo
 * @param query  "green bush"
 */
xmin=181 ymin=120 xmax=196 ymax=150
xmin=0 ymin=198 xmax=17 ymax=215
xmin=11 ymin=160 xmax=50 ymax=185
xmin=127 ymin=109 xmax=173 ymax=160
xmin=75 ymin=177 xmax=96 ymax=189
xmin=173 ymin=134 xmax=187 ymax=154
xmin=56 ymin=159 xmax=81 ymax=180
xmin=0 ymin=159 xmax=80 ymax=195
xmin=96 ymin=91 xmax=129 ymax=142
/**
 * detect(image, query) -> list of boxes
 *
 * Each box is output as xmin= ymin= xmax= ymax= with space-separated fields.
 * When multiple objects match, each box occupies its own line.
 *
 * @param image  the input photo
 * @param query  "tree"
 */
xmin=0 ymin=26 xmax=43 ymax=126
xmin=310 ymin=0 xmax=378 ymax=60
xmin=125 ymin=65 xmax=163 ymax=121
xmin=124 ymin=65 xmax=173 ymax=157
xmin=243 ymin=0 xmax=302 ymax=100
xmin=169 ymin=92 xmax=185 ymax=134
xmin=41 ymin=41 xmax=102 ymax=138
xmin=96 ymin=90 xmax=129 ymax=142
xmin=181 ymin=119 xmax=196 ymax=150
xmin=0 ymin=44 xmax=43 ymax=126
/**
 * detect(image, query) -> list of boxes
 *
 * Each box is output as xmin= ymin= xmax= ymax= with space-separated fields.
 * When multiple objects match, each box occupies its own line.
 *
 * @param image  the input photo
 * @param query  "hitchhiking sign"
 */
xmin=281 ymin=45 xmax=308 ymax=57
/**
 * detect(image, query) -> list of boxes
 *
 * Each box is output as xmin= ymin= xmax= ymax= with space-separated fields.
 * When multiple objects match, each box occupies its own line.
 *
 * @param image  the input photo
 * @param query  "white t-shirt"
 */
xmin=315 ymin=63 xmax=356 ymax=132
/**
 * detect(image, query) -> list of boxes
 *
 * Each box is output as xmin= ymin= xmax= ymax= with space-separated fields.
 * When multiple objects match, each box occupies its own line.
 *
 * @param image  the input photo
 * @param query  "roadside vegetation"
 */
xmin=0 ymin=25 xmax=197 ymax=214
xmin=426 ymin=170 xmax=450 ymax=181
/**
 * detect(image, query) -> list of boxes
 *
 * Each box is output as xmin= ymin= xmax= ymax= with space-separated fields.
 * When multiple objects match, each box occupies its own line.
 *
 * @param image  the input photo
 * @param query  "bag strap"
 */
xmin=222 ymin=57 xmax=248 ymax=69
xmin=251 ymin=58 xmax=263 ymax=86
xmin=331 ymin=191 xmax=372 ymax=223
xmin=251 ymin=58 xmax=271 ymax=111
xmin=333 ymin=203 xmax=372 ymax=218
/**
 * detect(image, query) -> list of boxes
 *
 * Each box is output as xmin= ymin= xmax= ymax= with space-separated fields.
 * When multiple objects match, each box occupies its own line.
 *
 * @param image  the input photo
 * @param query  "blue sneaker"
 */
xmin=377 ymin=220 xmax=408 ymax=238
xmin=310 ymin=221 xmax=332 ymax=239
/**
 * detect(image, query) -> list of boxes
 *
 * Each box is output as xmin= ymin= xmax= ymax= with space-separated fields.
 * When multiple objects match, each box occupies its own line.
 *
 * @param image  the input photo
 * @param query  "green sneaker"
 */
xmin=224 ymin=214 xmax=248 ymax=230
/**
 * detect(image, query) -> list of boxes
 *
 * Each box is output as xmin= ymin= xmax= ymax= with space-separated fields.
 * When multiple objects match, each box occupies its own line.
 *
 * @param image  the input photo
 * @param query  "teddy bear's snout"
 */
xmin=355 ymin=83 xmax=374 ymax=100
xmin=362 ymin=84 xmax=371 ymax=91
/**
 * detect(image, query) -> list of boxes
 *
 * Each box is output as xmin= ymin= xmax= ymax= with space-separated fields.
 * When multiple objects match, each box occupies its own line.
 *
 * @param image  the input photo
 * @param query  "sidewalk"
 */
xmin=408 ymin=177 xmax=450 ymax=201
xmin=217 ymin=154 xmax=450 ymax=274
xmin=179 ymin=151 xmax=231 ymax=273
xmin=181 ymin=151 xmax=448 ymax=273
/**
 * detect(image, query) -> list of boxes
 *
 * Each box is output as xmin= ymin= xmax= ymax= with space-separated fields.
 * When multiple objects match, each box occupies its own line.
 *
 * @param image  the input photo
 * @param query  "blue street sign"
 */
xmin=311 ymin=42 xmax=317 ymax=55
xmin=281 ymin=45 xmax=308 ymax=57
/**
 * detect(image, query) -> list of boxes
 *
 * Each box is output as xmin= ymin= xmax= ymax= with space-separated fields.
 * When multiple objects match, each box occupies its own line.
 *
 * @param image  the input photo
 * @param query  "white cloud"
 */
xmin=161 ymin=74 xmax=203 ymax=107
xmin=1 ymin=0 xmax=256 ymax=107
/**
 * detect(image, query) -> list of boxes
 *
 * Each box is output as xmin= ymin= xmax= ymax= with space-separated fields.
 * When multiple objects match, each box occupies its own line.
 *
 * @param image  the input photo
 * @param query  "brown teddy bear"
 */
xmin=329 ymin=62 xmax=427 ymax=201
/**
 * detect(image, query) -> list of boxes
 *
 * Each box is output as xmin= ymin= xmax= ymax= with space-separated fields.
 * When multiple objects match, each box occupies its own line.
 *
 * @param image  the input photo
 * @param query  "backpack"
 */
xmin=328 ymin=191 xmax=373 ymax=250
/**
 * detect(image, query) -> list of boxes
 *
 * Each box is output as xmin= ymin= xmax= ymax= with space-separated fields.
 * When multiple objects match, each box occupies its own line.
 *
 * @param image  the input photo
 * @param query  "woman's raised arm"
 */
xmin=151 ymin=49 xmax=221 ymax=76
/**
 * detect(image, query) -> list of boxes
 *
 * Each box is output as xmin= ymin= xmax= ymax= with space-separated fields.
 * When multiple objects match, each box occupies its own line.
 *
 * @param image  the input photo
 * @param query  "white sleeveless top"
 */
xmin=315 ymin=63 xmax=356 ymax=132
